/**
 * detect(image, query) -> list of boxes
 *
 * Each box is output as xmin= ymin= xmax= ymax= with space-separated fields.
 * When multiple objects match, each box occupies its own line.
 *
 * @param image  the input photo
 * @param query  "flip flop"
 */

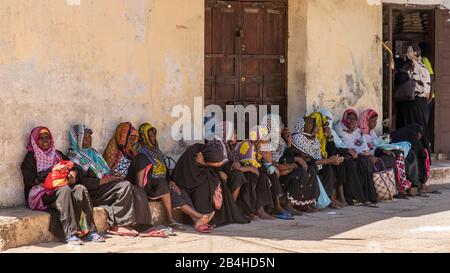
xmin=363 ymin=203 xmax=379 ymax=208
xmin=428 ymin=190 xmax=442 ymax=194
xmin=272 ymin=212 xmax=295 ymax=220
xmin=169 ymin=222 xmax=186 ymax=231
xmin=159 ymin=227 xmax=177 ymax=236
xmin=195 ymin=224 xmax=213 ymax=233
xmin=139 ymin=229 xmax=169 ymax=238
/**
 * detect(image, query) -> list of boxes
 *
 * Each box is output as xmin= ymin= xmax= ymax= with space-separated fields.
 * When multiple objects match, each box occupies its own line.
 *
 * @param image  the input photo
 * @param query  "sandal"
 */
xmin=363 ymin=203 xmax=379 ymax=208
xmin=139 ymin=229 xmax=169 ymax=238
xmin=85 ymin=232 xmax=106 ymax=243
xmin=271 ymin=212 xmax=295 ymax=220
xmin=66 ymin=236 xmax=84 ymax=245
xmin=428 ymin=190 xmax=442 ymax=195
xmin=195 ymin=224 xmax=213 ymax=233
xmin=169 ymin=222 xmax=186 ymax=231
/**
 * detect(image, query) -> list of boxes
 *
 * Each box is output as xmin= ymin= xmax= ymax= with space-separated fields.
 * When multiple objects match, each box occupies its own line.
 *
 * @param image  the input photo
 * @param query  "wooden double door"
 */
xmin=205 ymin=0 xmax=288 ymax=123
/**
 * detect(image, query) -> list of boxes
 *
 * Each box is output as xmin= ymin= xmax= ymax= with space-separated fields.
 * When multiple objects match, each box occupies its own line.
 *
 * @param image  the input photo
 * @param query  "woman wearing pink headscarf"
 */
xmin=21 ymin=126 xmax=104 ymax=245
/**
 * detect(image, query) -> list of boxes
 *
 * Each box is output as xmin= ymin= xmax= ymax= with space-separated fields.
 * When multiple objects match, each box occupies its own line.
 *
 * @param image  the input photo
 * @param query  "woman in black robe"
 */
xmin=395 ymin=57 xmax=431 ymax=149
xmin=21 ymin=126 xmax=104 ymax=245
xmin=67 ymin=124 xmax=152 ymax=237
xmin=172 ymin=142 xmax=249 ymax=229
xmin=126 ymin=123 xmax=215 ymax=233
xmin=391 ymin=124 xmax=438 ymax=195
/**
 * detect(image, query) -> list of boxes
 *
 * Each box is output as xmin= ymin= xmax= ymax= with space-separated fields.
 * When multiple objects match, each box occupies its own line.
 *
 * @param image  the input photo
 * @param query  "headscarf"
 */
xmin=236 ymin=140 xmax=261 ymax=168
xmin=292 ymin=117 xmax=322 ymax=160
xmin=26 ymin=127 xmax=62 ymax=172
xmin=319 ymin=108 xmax=347 ymax=149
xmin=308 ymin=112 xmax=328 ymax=158
xmin=341 ymin=108 xmax=358 ymax=130
xmin=260 ymin=114 xmax=287 ymax=162
xmin=67 ymin=124 xmax=111 ymax=179
xmin=335 ymin=110 xmax=369 ymax=154
xmin=138 ymin=123 xmax=167 ymax=178
xmin=358 ymin=109 xmax=378 ymax=136
xmin=201 ymin=141 xmax=226 ymax=164
xmin=103 ymin=122 xmax=139 ymax=172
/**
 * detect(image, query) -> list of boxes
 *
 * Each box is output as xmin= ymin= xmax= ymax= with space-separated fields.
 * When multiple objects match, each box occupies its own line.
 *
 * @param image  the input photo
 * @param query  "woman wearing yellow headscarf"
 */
xmin=128 ymin=123 xmax=215 ymax=233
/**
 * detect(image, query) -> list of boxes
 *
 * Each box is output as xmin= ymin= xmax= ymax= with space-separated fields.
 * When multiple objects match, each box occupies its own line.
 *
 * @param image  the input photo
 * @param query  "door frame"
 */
xmin=382 ymin=3 xmax=441 ymax=131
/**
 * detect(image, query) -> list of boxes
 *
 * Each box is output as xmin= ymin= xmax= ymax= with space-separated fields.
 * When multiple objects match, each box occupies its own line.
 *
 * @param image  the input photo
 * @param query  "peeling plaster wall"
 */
xmin=287 ymin=0 xmax=382 ymax=130
xmin=0 ymin=0 xmax=204 ymax=207
xmin=305 ymin=0 xmax=382 ymax=122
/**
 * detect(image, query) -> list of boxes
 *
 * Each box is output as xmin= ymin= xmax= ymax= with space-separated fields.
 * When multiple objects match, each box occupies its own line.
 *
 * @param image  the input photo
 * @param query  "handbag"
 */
xmin=213 ymin=183 xmax=223 ymax=210
xmin=395 ymin=153 xmax=411 ymax=194
xmin=372 ymin=161 xmax=397 ymax=201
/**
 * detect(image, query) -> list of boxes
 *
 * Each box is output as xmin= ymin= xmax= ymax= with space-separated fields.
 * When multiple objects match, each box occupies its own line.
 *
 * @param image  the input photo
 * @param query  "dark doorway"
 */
xmin=382 ymin=4 xmax=450 ymax=154
xmin=204 ymin=0 xmax=288 ymax=125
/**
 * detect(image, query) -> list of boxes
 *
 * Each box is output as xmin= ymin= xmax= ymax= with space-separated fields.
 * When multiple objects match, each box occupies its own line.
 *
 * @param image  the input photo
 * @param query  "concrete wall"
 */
xmin=287 ymin=0 xmax=383 ymax=129
xmin=0 ymin=0 xmax=204 ymax=207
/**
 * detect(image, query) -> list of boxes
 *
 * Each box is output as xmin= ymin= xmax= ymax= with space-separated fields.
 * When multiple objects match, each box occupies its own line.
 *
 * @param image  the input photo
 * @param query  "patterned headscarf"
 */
xmin=139 ymin=123 xmax=167 ymax=178
xmin=67 ymin=124 xmax=111 ymax=179
xmin=103 ymin=122 xmax=139 ymax=172
xmin=358 ymin=109 xmax=378 ymax=135
xmin=319 ymin=108 xmax=347 ymax=149
xmin=260 ymin=114 xmax=286 ymax=162
xmin=341 ymin=108 xmax=358 ymax=130
xmin=236 ymin=140 xmax=261 ymax=168
xmin=292 ymin=117 xmax=322 ymax=160
xmin=308 ymin=112 xmax=328 ymax=158
xmin=27 ymin=127 xmax=62 ymax=172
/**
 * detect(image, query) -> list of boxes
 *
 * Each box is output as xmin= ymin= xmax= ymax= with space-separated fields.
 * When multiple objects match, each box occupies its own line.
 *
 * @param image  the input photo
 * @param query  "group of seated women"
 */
xmin=20 ymin=108 xmax=436 ymax=245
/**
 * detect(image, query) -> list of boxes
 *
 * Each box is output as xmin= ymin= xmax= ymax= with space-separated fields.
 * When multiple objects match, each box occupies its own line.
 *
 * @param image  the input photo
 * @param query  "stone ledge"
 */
xmin=0 ymin=201 xmax=179 ymax=251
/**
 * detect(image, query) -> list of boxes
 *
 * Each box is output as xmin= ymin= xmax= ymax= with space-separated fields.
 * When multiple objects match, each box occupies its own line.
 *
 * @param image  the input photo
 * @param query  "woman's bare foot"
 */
xmin=257 ymin=208 xmax=276 ymax=220
xmin=249 ymin=214 xmax=260 ymax=221
xmin=195 ymin=211 xmax=215 ymax=228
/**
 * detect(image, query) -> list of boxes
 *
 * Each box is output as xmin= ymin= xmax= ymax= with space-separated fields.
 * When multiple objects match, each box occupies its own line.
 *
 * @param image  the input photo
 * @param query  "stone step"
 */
xmin=1 ymin=161 xmax=450 ymax=252
xmin=0 ymin=201 xmax=181 ymax=251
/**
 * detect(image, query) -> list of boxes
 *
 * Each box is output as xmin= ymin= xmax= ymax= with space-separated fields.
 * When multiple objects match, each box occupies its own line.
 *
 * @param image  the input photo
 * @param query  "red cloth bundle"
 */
xmin=44 ymin=161 xmax=75 ymax=190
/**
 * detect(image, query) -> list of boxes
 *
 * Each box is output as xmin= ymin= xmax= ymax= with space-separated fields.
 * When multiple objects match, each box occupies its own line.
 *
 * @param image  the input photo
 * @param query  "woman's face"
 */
xmin=346 ymin=113 xmax=358 ymax=131
xmin=369 ymin=115 xmax=378 ymax=130
xmin=148 ymin=128 xmax=157 ymax=146
xmin=38 ymin=132 xmax=51 ymax=151
xmin=82 ymin=131 xmax=93 ymax=149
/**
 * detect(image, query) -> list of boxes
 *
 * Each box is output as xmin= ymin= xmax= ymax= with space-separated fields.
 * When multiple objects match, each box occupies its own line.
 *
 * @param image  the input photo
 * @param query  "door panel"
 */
xmin=434 ymin=9 xmax=450 ymax=153
xmin=205 ymin=0 xmax=287 ymax=124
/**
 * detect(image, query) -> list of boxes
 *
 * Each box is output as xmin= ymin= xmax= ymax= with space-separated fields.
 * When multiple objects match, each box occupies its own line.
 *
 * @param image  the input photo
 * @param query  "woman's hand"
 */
xmin=248 ymin=166 xmax=260 ymax=177
xmin=282 ymin=128 xmax=292 ymax=147
xmin=328 ymin=155 xmax=344 ymax=166
xmin=195 ymin=152 xmax=207 ymax=166
xmin=295 ymin=157 xmax=308 ymax=171
xmin=231 ymin=162 xmax=242 ymax=172
xmin=347 ymin=149 xmax=358 ymax=159
xmin=218 ymin=171 xmax=228 ymax=183
xmin=169 ymin=181 xmax=182 ymax=196
xmin=67 ymin=170 xmax=78 ymax=186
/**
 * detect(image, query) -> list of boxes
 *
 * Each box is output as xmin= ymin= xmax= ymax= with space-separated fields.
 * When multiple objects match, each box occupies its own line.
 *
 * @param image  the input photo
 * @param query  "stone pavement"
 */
xmin=5 ymin=183 xmax=450 ymax=253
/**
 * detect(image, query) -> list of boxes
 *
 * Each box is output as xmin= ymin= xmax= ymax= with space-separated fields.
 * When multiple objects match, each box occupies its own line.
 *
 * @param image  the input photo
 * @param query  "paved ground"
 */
xmin=5 ymin=183 xmax=450 ymax=253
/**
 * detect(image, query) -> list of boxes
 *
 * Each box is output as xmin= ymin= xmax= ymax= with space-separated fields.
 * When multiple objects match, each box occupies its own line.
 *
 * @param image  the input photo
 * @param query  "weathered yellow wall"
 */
xmin=0 ymin=0 xmax=384 ymax=208
xmin=0 ymin=0 xmax=204 ymax=207
xmin=305 ymin=0 xmax=383 ymax=122
xmin=287 ymin=0 xmax=383 ymax=129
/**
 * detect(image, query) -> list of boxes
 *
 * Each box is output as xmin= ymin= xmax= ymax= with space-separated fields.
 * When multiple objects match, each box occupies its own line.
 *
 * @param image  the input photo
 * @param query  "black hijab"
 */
xmin=392 ymin=123 xmax=429 ymax=154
